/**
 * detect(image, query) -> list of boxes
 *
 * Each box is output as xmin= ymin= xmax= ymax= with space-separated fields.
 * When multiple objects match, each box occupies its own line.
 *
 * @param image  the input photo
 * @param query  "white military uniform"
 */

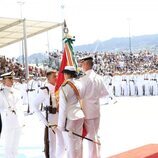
xmin=112 ymin=73 xmax=122 ymax=96
xmin=21 ymin=76 xmax=36 ymax=113
xmin=0 ymin=79 xmax=3 ymax=136
xmin=58 ymin=78 xmax=84 ymax=158
xmin=103 ymin=75 xmax=116 ymax=104
xmin=0 ymin=113 xmax=2 ymax=136
xmin=26 ymin=78 xmax=37 ymax=113
xmin=135 ymin=73 xmax=144 ymax=96
xmin=79 ymin=69 xmax=108 ymax=158
xmin=0 ymin=85 xmax=23 ymax=158
xmin=121 ymin=74 xmax=129 ymax=96
xmin=144 ymin=72 xmax=150 ymax=96
xmin=31 ymin=82 xmax=58 ymax=158
xmin=129 ymin=73 xmax=136 ymax=96
xmin=149 ymin=72 xmax=157 ymax=96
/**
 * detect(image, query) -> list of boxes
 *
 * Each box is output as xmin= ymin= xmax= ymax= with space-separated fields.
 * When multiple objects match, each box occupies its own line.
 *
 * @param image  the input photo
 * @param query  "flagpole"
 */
xmin=62 ymin=24 xmax=65 ymax=51
xmin=127 ymin=18 xmax=132 ymax=53
xmin=60 ymin=0 xmax=66 ymax=51
xmin=63 ymin=20 xmax=69 ymax=44
xmin=17 ymin=0 xmax=25 ymax=67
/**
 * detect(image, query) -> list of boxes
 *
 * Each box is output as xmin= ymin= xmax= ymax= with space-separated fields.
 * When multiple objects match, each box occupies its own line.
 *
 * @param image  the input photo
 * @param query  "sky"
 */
xmin=0 ymin=0 xmax=158 ymax=57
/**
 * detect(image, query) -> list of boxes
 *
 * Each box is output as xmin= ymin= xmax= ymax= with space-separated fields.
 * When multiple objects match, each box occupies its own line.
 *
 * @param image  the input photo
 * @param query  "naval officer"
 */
xmin=79 ymin=56 xmax=109 ymax=158
xmin=31 ymin=69 xmax=58 ymax=158
xmin=0 ymin=71 xmax=24 ymax=158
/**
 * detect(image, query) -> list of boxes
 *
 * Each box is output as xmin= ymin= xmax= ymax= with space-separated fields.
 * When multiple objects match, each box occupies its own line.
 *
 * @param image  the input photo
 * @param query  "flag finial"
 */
xmin=63 ymin=20 xmax=69 ymax=34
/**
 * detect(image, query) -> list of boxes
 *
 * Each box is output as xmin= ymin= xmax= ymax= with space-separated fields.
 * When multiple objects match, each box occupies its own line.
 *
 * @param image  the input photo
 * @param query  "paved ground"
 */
xmin=100 ymin=96 xmax=158 ymax=157
xmin=1 ymin=96 xmax=158 ymax=157
xmin=0 ymin=114 xmax=45 ymax=158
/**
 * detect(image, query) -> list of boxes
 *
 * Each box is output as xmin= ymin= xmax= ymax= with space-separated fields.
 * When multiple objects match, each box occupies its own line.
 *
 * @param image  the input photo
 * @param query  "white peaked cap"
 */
xmin=1 ymin=71 xmax=14 ymax=79
xmin=63 ymin=66 xmax=76 ymax=72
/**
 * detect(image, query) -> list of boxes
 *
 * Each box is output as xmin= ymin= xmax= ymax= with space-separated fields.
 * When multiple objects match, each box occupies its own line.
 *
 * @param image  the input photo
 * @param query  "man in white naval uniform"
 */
xmin=0 ymin=71 xmax=23 ymax=158
xmin=0 ymin=113 xmax=2 ymax=136
xmin=149 ymin=70 xmax=158 ymax=96
xmin=144 ymin=70 xmax=150 ymax=96
xmin=58 ymin=66 xmax=85 ymax=158
xmin=112 ymin=72 xmax=122 ymax=97
xmin=103 ymin=73 xmax=117 ymax=104
xmin=121 ymin=72 xmax=129 ymax=96
xmin=135 ymin=71 xmax=144 ymax=96
xmin=0 ymin=78 xmax=3 ymax=136
xmin=128 ymin=71 xmax=136 ymax=96
xmin=31 ymin=69 xmax=58 ymax=158
xmin=79 ymin=56 xmax=109 ymax=158
xmin=23 ymin=74 xmax=36 ymax=113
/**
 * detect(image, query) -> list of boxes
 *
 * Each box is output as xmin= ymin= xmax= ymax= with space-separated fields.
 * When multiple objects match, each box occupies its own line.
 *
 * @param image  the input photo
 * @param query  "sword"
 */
xmin=49 ymin=124 xmax=101 ymax=145
xmin=65 ymin=128 xmax=101 ymax=145
xmin=63 ymin=118 xmax=101 ymax=145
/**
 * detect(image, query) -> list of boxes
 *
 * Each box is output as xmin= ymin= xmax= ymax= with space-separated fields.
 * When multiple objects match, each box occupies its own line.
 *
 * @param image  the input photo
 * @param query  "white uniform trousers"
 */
xmin=114 ymin=84 xmax=121 ymax=97
xmin=64 ymin=118 xmax=84 ymax=158
xmin=136 ymin=82 xmax=143 ymax=96
xmin=4 ymin=128 xmax=21 ymax=158
xmin=56 ymin=129 xmax=66 ymax=158
xmin=144 ymin=81 xmax=150 ymax=96
xmin=84 ymin=117 xmax=100 ymax=158
xmin=3 ymin=112 xmax=21 ymax=158
xmin=129 ymin=81 xmax=135 ymax=96
xmin=48 ymin=113 xmax=58 ymax=158
xmin=150 ymin=81 xmax=157 ymax=96
xmin=48 ymin=128 xmax=56 ymax=158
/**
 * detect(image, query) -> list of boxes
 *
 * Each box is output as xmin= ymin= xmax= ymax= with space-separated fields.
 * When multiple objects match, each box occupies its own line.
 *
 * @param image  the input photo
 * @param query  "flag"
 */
xmin=55 ymin=35 xmax=87 ymax=137
xmin=55 ymin=35 xmax=77 ymax=98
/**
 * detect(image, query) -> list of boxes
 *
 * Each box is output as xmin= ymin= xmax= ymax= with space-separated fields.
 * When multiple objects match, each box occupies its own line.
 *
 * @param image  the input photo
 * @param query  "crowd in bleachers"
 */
xmin=1 ymin=50 xmax=158 ymax=97
xmin=2 ymin=50 xmax=158 ymax=78
xmin=0 ymin=55 xmax=45 ymax=80
xmin=75 ymin=50 xmax=158 ymax=76
xmin=0 ymin=55 xmax=24 ymax=77
xmin=76 ymin=50 xmax=158 ymax=97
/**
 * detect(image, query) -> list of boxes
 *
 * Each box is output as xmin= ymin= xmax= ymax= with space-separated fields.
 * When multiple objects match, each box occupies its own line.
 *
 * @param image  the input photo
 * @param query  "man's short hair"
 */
xmin=46 ymin=69 xmax=57 ymax=77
